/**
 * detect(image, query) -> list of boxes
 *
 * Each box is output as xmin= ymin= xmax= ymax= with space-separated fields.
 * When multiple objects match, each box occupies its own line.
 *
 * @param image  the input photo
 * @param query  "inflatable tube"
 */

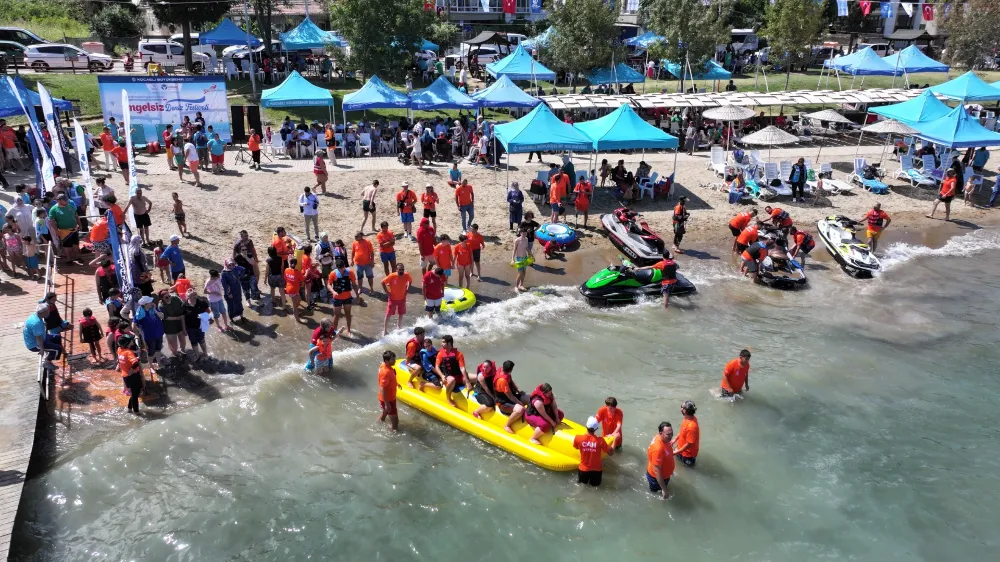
xmin=441 ymin=286 xmax=476 ymax=313
xmin=392 ymin=360 xmax=613 ymax=471
xmin=535 ymin=223 xmax=577 ymax=245
xmin=510 ymin=255 xmax=535 ymax=269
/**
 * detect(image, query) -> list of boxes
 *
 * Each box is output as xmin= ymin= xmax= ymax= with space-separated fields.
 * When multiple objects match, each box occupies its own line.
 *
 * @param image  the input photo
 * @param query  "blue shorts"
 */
xmin=443 ymin=269 xmax=452 ymax=277
xmin=25 ymin=255 xmax=39 ymax=269
xmin=380 ymin=251 xmax=396 ymax=264
xmin=646 ymin=472 xmax=669 ymax=493
xmin=355 ymin=264 xmax=374 ymax=279
xmin=400 ymin=212 xmax=414 ymax=223
xmin=209 ymin=299 xmax=226 ymax=318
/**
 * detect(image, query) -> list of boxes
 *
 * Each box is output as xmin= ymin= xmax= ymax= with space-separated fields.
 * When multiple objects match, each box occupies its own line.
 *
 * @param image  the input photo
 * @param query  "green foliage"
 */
xmin=327 ymin=0 xmax=434 ymax=79
xmin=151 ymin=0 xmax=232 ymax=70
xmin=730 ymin=0 xmax=768 ymax=28
xmin=251 ymin=0 xmax=289 ymax=56
xmin=428 ymin=20 xmax=458 ymax=51
xmin=545 ymin=0 xmax=623 ymax=75
xmin=763 ymin=0 xmax=825 ymax=64
xmin=0 ymin=0 xmax=88 ymax=39
xmin=639 ymin=0 xmax=734 ymax=68
xmin=89 ymin=5 xmax=143 ymax=40
xmin=942 ymin=0 xmax=1000 ymax=69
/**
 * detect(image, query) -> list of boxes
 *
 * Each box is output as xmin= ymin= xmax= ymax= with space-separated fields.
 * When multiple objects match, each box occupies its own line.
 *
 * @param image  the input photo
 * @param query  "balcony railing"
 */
xmin=448 ymin=0 xmax=532 ymax=14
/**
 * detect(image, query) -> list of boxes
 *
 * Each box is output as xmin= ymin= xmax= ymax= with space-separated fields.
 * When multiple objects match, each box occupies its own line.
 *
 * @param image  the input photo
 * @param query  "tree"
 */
xmin=763 ymin=0 xmax=825 ymax=88
xmin=151 ymin=0 xmax=233 ymax=71
xmin=639 ymin=0 xmax=734 ymax=91
xmin=545 ymin=0 xmax=624 ymax=77
xmin=327 ymin=0 xmax=435 ymax=79
xmin=89 ymin=4 xmax=143 ymax=42
xmin=428 ymin=20 xmax=458 ymax=51
xmin=251 ymin=0 xmax=288 ymax=57
xmin=942 ymin=0 xmax=1000 ymax=70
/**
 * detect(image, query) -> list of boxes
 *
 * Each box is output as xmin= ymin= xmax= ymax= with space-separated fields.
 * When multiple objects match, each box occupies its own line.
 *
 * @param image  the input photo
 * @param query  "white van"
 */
xmin=137 ymin=39 xmax=210 ymax=72
xmin=858 ymin=43 xmax=891 ymax=56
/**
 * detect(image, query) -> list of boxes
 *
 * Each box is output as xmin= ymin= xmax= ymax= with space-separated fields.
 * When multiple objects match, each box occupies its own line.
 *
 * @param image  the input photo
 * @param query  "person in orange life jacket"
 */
xmin=305 ymin=318 xmax=335 ymax=370
xmin=117 ymin=333 xmax=144 ymax=414
xmin=860 ymin=202 xmax=891 ymax=253
xmin=672 ymin=401 xmax=700 ymax=467
xmin=471 ymin=359 xmax=500 ymax=419
xmin=305 ymin=326 xmax=346 ymax=374
xmin=485 ymin=361 xmax=531 ymax=433
xmin=672 ymin=196 xmax=689 ymax=254
xmin=764 ymin=205 xmax=793 ymax=234
xmin=787 ymin=226 xmax=815 ymax=270
xmin=434 ymin=334 xmax=470 ymax=407
xmin=403 ymin=326 xmax=428 ymax=388
xmin=525 ymin=383 xmax=565 ymax=445
xmin=740 ymin=238 xmax=774 ymax=283
xmin=636 ymin=250 xmax=679 ymax=308
xmin=574 ymin=416 xmax=615 ymax=487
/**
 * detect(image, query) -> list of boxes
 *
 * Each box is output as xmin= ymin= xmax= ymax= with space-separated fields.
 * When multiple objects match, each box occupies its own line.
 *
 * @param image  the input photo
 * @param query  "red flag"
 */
xmin=860 ymin=0 xmax=871 ymax=16
xmin=503 ymin=0 xmax=516 ymax=14
xmin=424 ymin=2 xmax=432 ymax=11
xmin=922 ymin=3 xmax=933 ymax=20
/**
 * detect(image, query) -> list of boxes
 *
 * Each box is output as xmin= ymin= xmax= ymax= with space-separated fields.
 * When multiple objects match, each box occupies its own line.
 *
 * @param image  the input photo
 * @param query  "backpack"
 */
xmin=863 ymin=165 xmax=878 ymax=180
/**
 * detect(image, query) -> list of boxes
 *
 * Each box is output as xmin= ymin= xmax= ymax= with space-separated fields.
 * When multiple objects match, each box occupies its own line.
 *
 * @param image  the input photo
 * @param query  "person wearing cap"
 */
xmin=299 ymin=187 xmax=320 ymax=242
xmin=672 ymin=401 xmax=700 ymax=467
xmin=23 ymin=303 xmax=60 ymax=371
xmin=672 ymin=195 xmax=690 ymax=254
xmin=420 ymin=183 xmax=439 ymax=231
xmin=721 ymin=349 xmax=751 ymax=398
xmin=117 ymin=332 xmax=144 ymax=414
xmin=133 ymin=295 xmax=165 ymax=369
xmin=646 ymin=422 xmax=675 ymax=498
xmin=161 ymin=235 xmax=186 ymax=281
xmin=574 ymin=415 xmax=615 ymax=487
xmin=395 ymin=182 xmax=418 ymax=241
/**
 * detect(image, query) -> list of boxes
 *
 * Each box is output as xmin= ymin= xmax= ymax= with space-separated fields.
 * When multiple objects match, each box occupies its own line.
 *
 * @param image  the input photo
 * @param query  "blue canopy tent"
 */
xmin=574 ymin=105 xmax=677 ymax=150
xmin=881 ymin=45 xmax=948 ymax=75
xmin=342 ymin=74 xmax=410 ymax=126
xmin=912 ymin=105 xmax=1000 ymax=148
xmin=0 ymin=77 xmax=71 ymax=118
xmin=494 ymin=103 xmax=594 ymax=186
xmin=279 ymin=17 xmax=342 ymax=50
xmin=521 ymin=27 xmax=554 ymax=51
xmin=420 ymin=39 xmax=439 ymax=52
xmin=409 ymin=76 xmax=477 ymax=111
xmin=199 ymin=18 xmax=260 ymax=46
xmin=585 ymin=63 xmax=645 ymax=85
xmin=470 ymin=75 xmax=541 ymax=108
xmin=870 ymin=90 xmax=952 ymax=125
xmin=624 ymin=31 xmax=664 ymax=48
xmin=486 ymin=44 xmax=557 ymax=82
xmin=927 ymin=71 xmax=1000 ymax=102
xmin=826 ymin=47 xmax=898 ymax=75
xmin=663 ymin=59 xmax=731 ymax=81
xmin=261 ymin=71 xmax=333 ymax=107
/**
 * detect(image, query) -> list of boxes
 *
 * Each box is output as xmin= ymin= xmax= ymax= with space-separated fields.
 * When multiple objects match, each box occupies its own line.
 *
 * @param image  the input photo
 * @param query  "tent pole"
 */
xmin=329 ymin=104 xmax=337 ymax=165
xmin=671 ymin=147 xmax=679 ymax=198
xmin=853 ymin=111 xmax=869 ymax=162
xmin=244 ymin=0 xmax=257 ymax=100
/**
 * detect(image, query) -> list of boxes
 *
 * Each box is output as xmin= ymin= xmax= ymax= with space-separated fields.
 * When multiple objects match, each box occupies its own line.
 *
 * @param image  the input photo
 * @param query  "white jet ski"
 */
xmin=816 ymin=215 xmax=881 ymax=278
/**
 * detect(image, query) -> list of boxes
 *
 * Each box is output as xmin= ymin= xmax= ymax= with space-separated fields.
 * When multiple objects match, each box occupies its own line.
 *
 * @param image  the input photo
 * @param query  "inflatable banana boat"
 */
xmin=393 ymin=360 xmax=611 ymax=471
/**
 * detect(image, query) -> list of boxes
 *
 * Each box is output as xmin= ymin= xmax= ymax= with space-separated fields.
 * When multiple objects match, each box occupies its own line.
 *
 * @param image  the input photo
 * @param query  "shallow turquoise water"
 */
xmin=12 ymin=229 xmax=1000 ymax=561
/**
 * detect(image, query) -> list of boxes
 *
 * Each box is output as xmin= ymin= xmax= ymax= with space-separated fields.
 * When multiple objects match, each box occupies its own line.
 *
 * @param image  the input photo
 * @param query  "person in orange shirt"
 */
xmin=572 ymin=177 xmax=593 ymax=227
xmin=378 ymin=350 xmax=400 ymax=431
xmin=928 ymin=168 xmax=957 ymax=221
xmin=729 ymin=209 xmax=759 ymax=252
xmin=99 ymin=126 xmax=115 ymax=170
xmin=453 ymin=234 xmax=473 ymax=289
xmin=735 ymin=224 xmax=759 ymax=255
xmin=117 ymin=334 xmax=143 ymax=414
xmin=421 ymin=183 xmax=439 ymax=230
xmin=596 ymin=396 xmax=624 ymax=450
xmin=380 ymin=263 xmax=412 ymax=336
xmin=247 ymin=128 xmax=262 ymax=170
xmin=396 ymin=182 xmax=418 ymax=239
xmin=110 ymin=139 xmax=130 ymax=183
xmin=672 ymin=401 xmax=699 ymax=467
xmin=272 ymin=226 xmax=296 ymax=269
xmin=764 ymin=205 xmax=793 ymax=233
xmin=455 ymin=179 xmax=475 ymax=233
xmin=721 ymin=349 xmax=751 ymax=398
xmin=646 ymin=421 xmax=675 ymax=498
xmin=467 ymin=223 xmax=484 ymax=279
xmin=351 ymin=231 xmax=376 ymax=294
xmin=328 ymin=261 xmax=360 ymax=333
xmin=283 ymin=258 xmax=304 ymax=322
xmin=574 ymin=416 xmax=615 ymax=487
xmin=549 ymin=170 xmax=569 ymax=223
xmin=375 ymin=221 xmax=397 ymax=276
xmin=433 ymin=234 xmax=453 ymax=280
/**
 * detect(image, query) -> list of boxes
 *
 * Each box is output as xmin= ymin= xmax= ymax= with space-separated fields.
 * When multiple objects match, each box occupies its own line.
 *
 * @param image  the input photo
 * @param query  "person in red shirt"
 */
xmin=99 ymin=126 xmax=115 ymax=170
xmin=416 ymin=218 xmax=436 ymax=273
xmin=453 ymin=234 xmax=473 ymax=289
xmin=434 ymin=334 xmax=469 ymax=407
xmin=455 ymin=179 xmax=475 ymax=233
xmin=162 ymin=124 xmax=175 ymax=171
xmin=421 ymin=183 xmax=439 ymax=230
xmin=646 ymin=421 xmax=675 ymax=498
xmin=574 ymin=416 xmax=615 ymax=487
xmin=110 ymin=139 xmax=130 ymax=183
xmin=422 ymin=266 xmax=446 ymax=318
xmin=467 ymin=224 xmax=485 ymax=278
xmin=596 ymin=396 xmax=624 ymax=450
xmin=572 ymin=178 xmax=593 ymax=227
xmin=672 ymin=401 xmax=700 ymax=467
xmin=433 ymin=234 xmax=453 ymax=280
xmin=378 ymin=350 xmax=400 ymax=431
xmin=380 ymin=263 xmax=412 ymax=336
xmin=637 ymin=250 xmax=678 ymax=308
xmin=928 ymin=169 xmax=957 ymax=221
xmin=351 ymin=231 xmax=376 ymax=294
xmin=860 ymin=202 xmax=891 ymax=253
xmin=396 ymin=182 xmax=418 ymax=239
xmin=117 ymin=334 xmax=143 ymax=414
xmin=548 ymin=170 xmax=569 ymax=223
xmin=283 ymin=259 xmax=304 ymax=322
xmin=721 ymin=349 xmax=751 ymax=398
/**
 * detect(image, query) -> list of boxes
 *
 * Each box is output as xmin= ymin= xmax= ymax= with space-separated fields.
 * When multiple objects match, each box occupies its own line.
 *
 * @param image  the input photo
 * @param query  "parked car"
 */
xmin=810 ymin=46 xmax=843 ymax=66
xmin=223 ymin=40 xmax=284 ymax=62
xmin=0 ymin=40 xmax=28 ymax=67
xmin=857 ymin=43 xmax=891 ymax=56
xmin=25 ymin=43 xmax=113 ymax=72
xmin=138 ymin=39 xmax=210 ymax=72
xmin=0 ymin=27 xmax=47 ymax=46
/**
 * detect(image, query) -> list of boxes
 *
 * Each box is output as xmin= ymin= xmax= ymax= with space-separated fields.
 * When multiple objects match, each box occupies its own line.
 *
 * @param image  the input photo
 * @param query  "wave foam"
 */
xmin=879 ymin=228 xmax=1000 ymax=271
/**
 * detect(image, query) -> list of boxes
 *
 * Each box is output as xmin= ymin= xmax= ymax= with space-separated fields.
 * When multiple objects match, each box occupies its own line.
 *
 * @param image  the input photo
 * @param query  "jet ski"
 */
xmin=816 ymin=215 xmax=881 ymax=278
xmin=579 ymin=258 xmax=696 ymax=305
xmin=600 ymin=207 xmax=665 ymax=265
xmin=753 ymin=228 xmax=808 ymax=290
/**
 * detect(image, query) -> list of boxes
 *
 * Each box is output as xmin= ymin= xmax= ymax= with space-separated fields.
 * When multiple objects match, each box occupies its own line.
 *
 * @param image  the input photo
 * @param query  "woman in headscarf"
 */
xmin=220 ymin=258 xmax=246 ymax=323
xmin=129 ymin=234 xmax=154 ymax=296
xmin=507 ymin=182 xmax=524 ymax=231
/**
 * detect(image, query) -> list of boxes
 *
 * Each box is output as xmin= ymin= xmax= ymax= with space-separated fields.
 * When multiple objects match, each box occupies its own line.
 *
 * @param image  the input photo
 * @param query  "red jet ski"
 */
xmin=600 ymin=207 xmax=666 ymax=265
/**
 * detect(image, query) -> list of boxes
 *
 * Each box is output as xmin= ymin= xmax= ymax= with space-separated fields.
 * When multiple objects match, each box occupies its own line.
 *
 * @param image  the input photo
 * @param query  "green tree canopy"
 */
xmin=89 ymin=4 xmax=143 ymax=41
xmin=942 ymin=0 xmax=1000 ymax=70
xmin=151 ymin=0 xmax=232 ymax=71
xmin=327 ymin=0 xmax=435 ymax=79
xmin=763 ymin=0 xmax=825 ymax=67
xmin=639 ymin=0 xmax=734 ymax=73
xmin=544 ymin=0 xmax=624 ymax=76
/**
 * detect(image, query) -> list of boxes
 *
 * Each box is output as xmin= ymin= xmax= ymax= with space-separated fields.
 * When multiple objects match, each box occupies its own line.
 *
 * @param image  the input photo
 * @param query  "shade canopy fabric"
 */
xmin=421 ymin=39 xmax=439 ymax=52
xmin=486 ymin=44 xmax=556 ymax=81
xmin=279 ymin=17 xmax=341 ymax=50
xmin=470 ymin=75 xmax=541 ymax=108
xmin=804 ymin=109 xmax=853 ymax=124
xmin=825 ymin=47 xmax=899 ymax=76
xmin=912 ymin=105 xmax=1000 ymax=148
xmin=881 ymin=45 xmax=948 ymax=74
xmin=408 ymin=76 xmax=477 ymax=110
xmin=625 ymin=31 xmax=664 ymax=48
xmin=663 ymin=59 xmax=731 ymax=81
xmin=0 ymin=76 xmax=71 ymax=117
xmin=740 ymin=126 xmax=799 ymax=146
xmin=493 ymin=104 xmax=593 ymax=153
xmin=342 ymin=75 xmax=409 ymax=111
xmin=703 ymin=105 xmax=755 ymax=121
xmin=927 ymin=71 xmax=1000 ymax=102
xmin=199 ymin=18 xmax=260 ymax=46
xmin=521 ymin=27 xmax=554 ymax=51
xmin=261 ymin=71 xmax=333 ymax=107
xmin=586 ymin=63 xmax=645 ymax=85
xmin=464 ymin=31 xmax=510 ymax=46
xmin=574 ymin=104 xmax=678 ymax=150
xmin=862 ymin=119 xmax=919 ymax=135
xmin=870 ymin=90 xmax=952 ymax=124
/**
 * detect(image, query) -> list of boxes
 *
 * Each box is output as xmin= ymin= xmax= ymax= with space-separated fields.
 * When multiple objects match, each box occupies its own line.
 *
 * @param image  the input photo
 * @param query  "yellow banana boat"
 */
xmin=393 ymin=360 xmax=611 ymax=471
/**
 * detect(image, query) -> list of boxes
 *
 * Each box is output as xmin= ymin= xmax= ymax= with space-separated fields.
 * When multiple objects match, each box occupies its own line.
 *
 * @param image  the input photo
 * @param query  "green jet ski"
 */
xmin=579 ymin=259 xmax=697 ymax=306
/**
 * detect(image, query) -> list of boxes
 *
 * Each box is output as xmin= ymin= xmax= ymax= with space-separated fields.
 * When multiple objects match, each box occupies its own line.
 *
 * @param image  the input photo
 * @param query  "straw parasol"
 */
xmin=862 ymin=119 xmax=920 ymax=167
xmin=740 ymin=125 xmax=799 ymax=160
xmin=704 ymin=105 xmax=756 ymax=161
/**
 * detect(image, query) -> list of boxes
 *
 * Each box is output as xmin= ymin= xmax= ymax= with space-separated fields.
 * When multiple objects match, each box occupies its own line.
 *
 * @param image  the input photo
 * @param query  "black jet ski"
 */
xmin=600 ymin=207 xmax=665 ymax=265
xmin=751 ymin=228 xmax=808 ymax=290
xmin=580 ymin=259 xmax=696 ymax=305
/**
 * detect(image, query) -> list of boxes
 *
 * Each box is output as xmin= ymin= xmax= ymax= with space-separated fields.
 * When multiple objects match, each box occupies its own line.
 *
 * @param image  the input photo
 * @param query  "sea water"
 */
xmin=11 ymin=229 xmax=1000 ymax=561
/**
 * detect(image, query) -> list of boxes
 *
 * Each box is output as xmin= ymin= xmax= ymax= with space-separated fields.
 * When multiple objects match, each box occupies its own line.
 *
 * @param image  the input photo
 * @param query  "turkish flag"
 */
xmin=503 ymin=0 xmax=516 ymax=14
xmin=859 ymin=0 xmax=871 ymax=16
xmin=922 ymin=3 xmax=933 ymax=20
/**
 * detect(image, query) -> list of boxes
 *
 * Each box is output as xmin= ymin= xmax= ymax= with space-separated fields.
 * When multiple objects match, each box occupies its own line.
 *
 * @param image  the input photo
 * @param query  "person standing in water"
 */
xmin=596 ymin=396 xmax=624 ymax=451
xmin=636 ymin=251 xmax=678 ymax=309
xmin=646 ymin=421 xmax=675 ymax=498
xmin=574 ymin=416 xmax=614 ymax=487
xmin=721 ymin=349 xmax=751 ymax=398
xmin=861 ymin=202 xmax=891 ymax=253
xmin=672 ymin=401 xmax=699 ymax=467
xmin=378 ymin=350 xmax=400 ymax=431
xmin=672 ymin=196 xmax=689 ymax=254
xmin=511 ymin=227 xmax=532 ymax=293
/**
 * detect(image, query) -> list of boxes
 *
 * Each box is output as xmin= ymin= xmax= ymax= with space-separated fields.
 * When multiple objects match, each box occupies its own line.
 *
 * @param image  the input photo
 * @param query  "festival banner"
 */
xmin=121 ymin=90 xmax=140 ymax=195
xmin=880 ymin=1 xmax=892 ymax=18
xmin=837 ymin=0 xmax=848 ymax=16
xmin=901 ymin=2 xmax=913 ymax=16
xmin=922 ymin=3 xmax=933 ymax=20
xmin=97 ymin=76 xmax=230 ymax=143
xmin=859 ymin=0 xmax=871 ymax=16
xmin=27 ymin=133 xmax=42 ymax=190
xmin=38 ymin=83 xmax=66 ymax=170
xmin=106 ymin=209 xmax=137 ymax=305
xmin=5 ymin=76 xmax=54 ymax=193
xmin=531 ymin=0 xmax=543 ymax=14
xmin=73 ymin=118 xmax=96 ymax=219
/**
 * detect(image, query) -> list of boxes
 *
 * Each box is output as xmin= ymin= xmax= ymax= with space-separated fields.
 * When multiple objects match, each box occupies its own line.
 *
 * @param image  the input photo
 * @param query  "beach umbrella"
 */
xmin=862 ymin=119 xmax=920 ymax=167
xmin=804 ymin=109 xmax=853 ymax=166
xmin=704 ymin=105 xmax=756 ymax=162
xmin=740 ymin=125 xmax=799 ymax=160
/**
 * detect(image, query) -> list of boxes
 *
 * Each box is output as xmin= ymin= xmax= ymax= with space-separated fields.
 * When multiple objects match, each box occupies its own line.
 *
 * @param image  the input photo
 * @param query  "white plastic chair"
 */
xmin=270 ymin=133 xmax=287 ymax=158
xmin=763 ymin=162 xmax=792 ymax=197
xmin=316 ymin=135 xmax=328 ymax=155
xmin=709 ymin=146 xmax=726 ymax=177
xmin=638 ymin=171 xmax=658 ymax=200
xmin=921 ymin=154 xmax=944 ymax=182
xmin=358 ymin=132 xmax=373 ymax=157
xmin=896 ymin=155 xmax=935 ymax=187
xmin=225 ymin=60 xmax=238 ymax=80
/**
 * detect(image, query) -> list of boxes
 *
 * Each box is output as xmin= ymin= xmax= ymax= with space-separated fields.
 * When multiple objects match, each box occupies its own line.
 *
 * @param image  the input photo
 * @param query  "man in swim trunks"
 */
xmin=422 ymin=266 xmax=446 ymax=318
xmin=721 ymin=349 xmax=751 ymax=398
xmin=123 ymin=188 xmax=153 ymax=245
xmin=361 ymin=179 xmax=378 ymax=233
xmin=574 ymin=416 xmax=614 ymax=487
xmin=525 ymin=383 xmax=564 ymax=445
xmin=647 ymin=422 xmax=675 ymax=498
xmin=434 ymin=335 xmax=470 ymax=407
xmin=637 ymin=250 xmax=679 ymax=308
xmin=672 ymin=401 xmax=699 ymax=467
xmin=378 ymin=350 xmax=400 ymax=431
xmin=672 ymin=196 xmax=689 ymax=254
xmin=860 ymin=202 xmax=891 ymax=253
xmin=328 ymin=260 xmax=360 ymax=333
xmin=511 ymin=227 xmax=531 ymax=293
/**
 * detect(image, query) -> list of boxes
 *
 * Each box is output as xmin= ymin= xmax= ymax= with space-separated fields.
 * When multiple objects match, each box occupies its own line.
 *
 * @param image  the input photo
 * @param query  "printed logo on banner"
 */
xmin=105 ymin=210 xmax=137 ymax=306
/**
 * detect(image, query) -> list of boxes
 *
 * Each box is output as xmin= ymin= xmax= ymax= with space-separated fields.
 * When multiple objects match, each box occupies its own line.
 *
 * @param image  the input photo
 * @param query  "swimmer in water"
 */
xmin=721 ymin=349 xmax=751 ymax=398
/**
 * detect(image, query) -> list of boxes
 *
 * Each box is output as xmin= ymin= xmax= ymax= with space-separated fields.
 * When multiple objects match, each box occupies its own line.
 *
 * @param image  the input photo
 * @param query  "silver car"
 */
xmin=25 ymin=43 xmax=114 ymax=72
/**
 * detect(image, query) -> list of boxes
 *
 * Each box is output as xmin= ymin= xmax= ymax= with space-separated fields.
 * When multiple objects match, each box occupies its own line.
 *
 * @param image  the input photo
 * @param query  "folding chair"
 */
xmin=849 ymin=157 xmax=889 ymax=194
xmin=921 ymin=154 xmax=944 ymax=182
xmin=270 ymin=134 xmax=287 ymax=158
xmin=358 ymin=132 xmax=373 ymax=157
xmin=896 ymin=155 xmax=936 ymax=187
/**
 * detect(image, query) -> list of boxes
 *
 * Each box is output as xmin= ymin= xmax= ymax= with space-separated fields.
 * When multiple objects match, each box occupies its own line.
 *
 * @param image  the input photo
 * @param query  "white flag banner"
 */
xmin=121 ymin=90 xmax=139 ymax=229
xmin=481 ymin=0 xmax=490 ymax=11
xmin=5 ymin=76 xmax=54 ymax=192
xmin=901 ymin=2 xmax=913 ymax=16
xmin=73 ymin=118 xmax=96 ymax=219
xmin=37 ymin=83 xmax=66 ymax=169
xmin=627 ymin=0 xmax=639 ymax=9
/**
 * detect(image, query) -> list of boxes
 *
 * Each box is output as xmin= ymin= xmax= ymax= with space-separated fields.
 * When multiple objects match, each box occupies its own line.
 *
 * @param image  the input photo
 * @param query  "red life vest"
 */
xmin=866 ymin=210 xmax=887 ymax=230
xmin=527 ymin=385 xmax=556 ymax=418
xmin=438 ymin=347 xmax=462 ymax=379
xmin=475 ymin=360 xmax=496 ymax=394
xmin=405 ymin=337 xmax=421 ymax=362
xmin=493 ymin=369 xmax=520 ymax=397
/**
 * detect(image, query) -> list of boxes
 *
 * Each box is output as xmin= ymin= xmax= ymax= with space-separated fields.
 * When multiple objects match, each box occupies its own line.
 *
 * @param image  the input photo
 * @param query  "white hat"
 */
xmin=402 ymin=181 xmax=409 ymax=187
xmin=138 ymin=296 xmax=154 ymax=306
xmin=586 ymin=416 xmax=600 ymax=430
xmin=426 ymin=182 xmax=433 ymax=188
xmin=169 ymin=234 xmax=181 ymax=242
